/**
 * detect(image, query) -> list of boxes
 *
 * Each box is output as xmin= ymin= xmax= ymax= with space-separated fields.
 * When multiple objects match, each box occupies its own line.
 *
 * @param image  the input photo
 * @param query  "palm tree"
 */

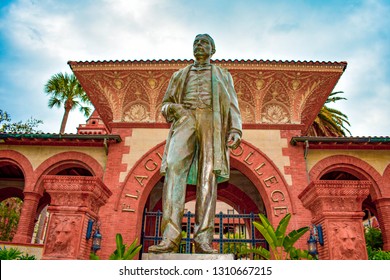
xmin=44 ymin=72 xmax=91 ymax=134
xmin=307 ymin=91 xmax=351 ymax=137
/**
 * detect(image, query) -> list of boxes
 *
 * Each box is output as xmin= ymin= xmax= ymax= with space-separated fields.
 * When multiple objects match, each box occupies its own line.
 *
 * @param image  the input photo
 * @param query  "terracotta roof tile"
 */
xmin=68 ymin=59 xmax=347 ymax=69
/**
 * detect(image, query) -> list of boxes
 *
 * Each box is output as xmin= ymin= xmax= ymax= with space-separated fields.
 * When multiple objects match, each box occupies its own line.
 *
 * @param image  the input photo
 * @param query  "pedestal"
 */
xmin=40 ymin=175 xmax=112 ymax=260
xmin=142 ymin=253 xmax=235 ymax=260
xmin=299 ymin=180 xmax=370 ymax=260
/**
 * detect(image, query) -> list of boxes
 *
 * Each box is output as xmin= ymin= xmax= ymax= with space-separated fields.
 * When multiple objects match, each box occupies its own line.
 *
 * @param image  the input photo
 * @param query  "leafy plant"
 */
xmin=365 ymin=227 xmax=383 ymax=250
xmin=90 ymin=234 xmax=142 ymax=260
xmin=223 ymin=232 xmax=249 ymax=257
xmin=179 ymin=230 xmax=191 ymax=253
xmin=0 ymin=109 xmax=43 ymax=133
xmin=18 ymin=253 xmax=37 ymax=260
xmin=89 ymin=252 xmax=100 ymax=260
xmin=307 ymin=91 xmax=351 ymax=136
xmin=367 ymin=246 xmax=390 ymax=260
xmin=0 ymin=247 xmax=36 ymax=260
xmin=109 ymin=233 xmax=142 ymax=260
xmin=364 ymin=226 xmax=390 ymax=260
xmin=0 ymin=198 xmax=23 ymax=241
xmin=243 ymin=213 xmax=313 ymax=260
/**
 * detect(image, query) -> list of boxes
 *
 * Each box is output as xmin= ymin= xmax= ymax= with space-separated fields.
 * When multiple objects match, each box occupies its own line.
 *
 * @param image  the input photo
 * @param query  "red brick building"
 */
xmin=1 ymin=59 xmax=389 ymax=260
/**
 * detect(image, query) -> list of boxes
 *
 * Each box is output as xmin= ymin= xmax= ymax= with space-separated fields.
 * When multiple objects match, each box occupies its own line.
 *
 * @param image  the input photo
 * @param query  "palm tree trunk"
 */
xmin=60 ymin=101 xmax=72 ymax=134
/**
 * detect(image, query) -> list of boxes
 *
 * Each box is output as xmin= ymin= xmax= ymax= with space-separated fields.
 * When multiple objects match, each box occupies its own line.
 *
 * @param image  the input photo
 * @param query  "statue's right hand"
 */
xmin=169 ymin=104 xmax=187 ymax=120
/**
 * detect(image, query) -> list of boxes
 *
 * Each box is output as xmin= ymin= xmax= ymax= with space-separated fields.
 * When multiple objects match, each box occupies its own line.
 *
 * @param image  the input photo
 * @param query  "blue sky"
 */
xmin=0 ymin=0 xmax=389 ymax=136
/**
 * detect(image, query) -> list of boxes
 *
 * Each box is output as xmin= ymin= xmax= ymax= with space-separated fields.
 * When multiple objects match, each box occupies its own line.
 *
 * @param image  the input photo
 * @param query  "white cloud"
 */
xmin=0 ymin=0 xmax=389 ymax=135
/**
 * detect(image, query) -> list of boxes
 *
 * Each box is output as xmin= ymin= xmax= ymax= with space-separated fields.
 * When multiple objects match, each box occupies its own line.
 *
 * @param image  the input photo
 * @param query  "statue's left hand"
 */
xmin=227 ymin=132 xmax=241 ymax=150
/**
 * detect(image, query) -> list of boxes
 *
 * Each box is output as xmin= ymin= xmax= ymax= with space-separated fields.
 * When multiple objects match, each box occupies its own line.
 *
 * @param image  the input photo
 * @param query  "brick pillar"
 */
xmin=375 ymin=197 xmax=390 ymax=251
xmin=13 ymin=192 xmax=42 ymax=243
xmin=299 ymin=180 xmax=370 ymax=260
xmin=41 ymin=175 xmax=112 ymax=260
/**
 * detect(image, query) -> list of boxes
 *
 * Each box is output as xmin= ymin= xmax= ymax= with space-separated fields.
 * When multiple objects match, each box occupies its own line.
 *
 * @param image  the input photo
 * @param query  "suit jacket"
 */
xmin=160 ymin=64 xmax=242 ymax=184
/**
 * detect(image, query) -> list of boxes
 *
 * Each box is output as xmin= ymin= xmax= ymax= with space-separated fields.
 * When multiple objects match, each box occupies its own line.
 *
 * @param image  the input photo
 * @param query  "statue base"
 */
xmin=142 ymin=253 xmax=235 ymax=260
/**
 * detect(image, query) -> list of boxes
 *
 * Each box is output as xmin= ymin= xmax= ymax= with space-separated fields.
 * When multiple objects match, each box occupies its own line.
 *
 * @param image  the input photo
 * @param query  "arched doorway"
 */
xmin=305 ymin=155 xmax=383 ymax=259
xmin=0 ymin=160 xmax=25 ymax=242
xmin=32 ymin=163 xmax=95 ymax=245
xmin=116 ymin=139 xmax=294 ymax=257
xmin=141 ymin=168 xmax=266 ymax=256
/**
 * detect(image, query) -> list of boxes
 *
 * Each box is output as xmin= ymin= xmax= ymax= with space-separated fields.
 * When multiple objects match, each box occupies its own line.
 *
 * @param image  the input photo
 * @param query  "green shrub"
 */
xmin=364 ymin=226 xmax=390 ymax=260
xmin=0 ymin=198 xmax=23 ymax=241
xmin=367 ymin=246 xmax=390 ymax=260
xmin=0 ymin=247 xmax=36 ymax=260
xmin=364 ymin=227 xmax=383 ymax=250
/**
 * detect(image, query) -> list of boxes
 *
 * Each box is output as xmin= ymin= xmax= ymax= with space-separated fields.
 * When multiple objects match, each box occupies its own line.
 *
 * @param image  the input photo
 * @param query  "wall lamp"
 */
xmin=307 ymin=224 xmax=324 ymax=256
xmin=86 ymin=219 xmax=102 ymax=253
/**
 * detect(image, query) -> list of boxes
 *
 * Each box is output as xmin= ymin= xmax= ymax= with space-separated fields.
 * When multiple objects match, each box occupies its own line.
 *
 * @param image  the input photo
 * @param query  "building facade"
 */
xmin=0 ymin=59 xmax=389 ymax=259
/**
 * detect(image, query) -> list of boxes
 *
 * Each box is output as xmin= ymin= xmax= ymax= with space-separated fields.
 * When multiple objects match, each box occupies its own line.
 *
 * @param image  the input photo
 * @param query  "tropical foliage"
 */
xmin=366 ymin=246 xmax=390 ymax=260
xmin=90 ymin=233 xmax=142 ymax=260
xmin=242 ymin=213 xmax=313 ymax=260
xmin=109 ymin=233 xmax=142 ymax=260
xmin=223 ymin=232 xmax=249 ymax=257
xmin=307 ymin=91 xmax=351 ymax=136
xmin=365 ymin=226 xmax=390 ymax=260
xmin=0 ymin=247 xmax=36 ymax=260
xmin=365 ymin=226 xmax=383 ymax=250
xmin=0 ymin=198 xmax=23 ymax=241
xmin=0 ymin=109 xmax=43 ymax=133
xmin=44 ymin=72 xmax=91 ymax=134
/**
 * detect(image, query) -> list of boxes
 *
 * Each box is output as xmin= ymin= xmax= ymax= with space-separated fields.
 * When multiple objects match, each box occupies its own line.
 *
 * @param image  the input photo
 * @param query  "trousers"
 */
xmin=161 ymin=107 xmax=217 ymax=247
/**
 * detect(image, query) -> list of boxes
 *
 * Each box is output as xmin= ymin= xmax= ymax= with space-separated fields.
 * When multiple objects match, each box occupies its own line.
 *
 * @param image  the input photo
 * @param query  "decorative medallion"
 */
xmin=261 ymin=103 xmax=290 ymax=124
xmin=124 ymin=103 xmax=149 ymax=122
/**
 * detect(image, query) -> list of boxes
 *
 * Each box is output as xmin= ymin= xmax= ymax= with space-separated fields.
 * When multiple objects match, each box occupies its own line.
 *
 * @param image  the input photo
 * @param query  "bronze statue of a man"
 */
xmin=149 ymin=34 xmax=242 ymax=254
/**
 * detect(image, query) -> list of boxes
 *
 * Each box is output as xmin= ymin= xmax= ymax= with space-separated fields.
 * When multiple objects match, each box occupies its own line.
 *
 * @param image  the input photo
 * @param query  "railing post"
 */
xmin=154 ymin=210 xmax=161 ymax=245
xmin=219 ymin=211 xmax=223 ymax=253
xmin=250 ymin=212 xmax=256 ymax=249
xmin=185 ymin=211 xmax=191 ymax=253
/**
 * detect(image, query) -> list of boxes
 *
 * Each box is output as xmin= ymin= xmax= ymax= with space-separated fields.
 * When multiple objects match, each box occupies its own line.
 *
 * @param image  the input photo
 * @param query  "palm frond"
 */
xmin=308 ymin=91 xmax=351 ymax=136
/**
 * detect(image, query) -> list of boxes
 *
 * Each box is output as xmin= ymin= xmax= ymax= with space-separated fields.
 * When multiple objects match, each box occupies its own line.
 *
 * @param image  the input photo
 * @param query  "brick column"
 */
xmin=41 ymin=175 xmax=112 ymax=260
xmin=13 ymin=192 xmax=42 ymax=243
xmin=299 ymin=180 xmax=370 ymax=260
xmin=375 ymin=197 xmax=390 ymax=251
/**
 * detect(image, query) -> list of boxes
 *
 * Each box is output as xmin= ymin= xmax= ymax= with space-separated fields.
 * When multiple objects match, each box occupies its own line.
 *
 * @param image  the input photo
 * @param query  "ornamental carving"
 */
xmin=42 ymin=175 xmax=112 ymax=215
xmin=123 ymin=102 xmax=150 ymax=122
xmin=261 ymin=103 xmax=290 ymax=124
xmin=329 ymin=222 xmax=366 ymax=260
xmin=261 ymin=81 xmax=291 ymax=124
xmin=69 ymin=60 xmax=346 ymax=132
xmin=240 ymin=102 xmax=256 ymax=123
xmin=45 ymin=215 xmax=81 ymax=258
xmin=299 ymin=180 xmax=371 ymax=220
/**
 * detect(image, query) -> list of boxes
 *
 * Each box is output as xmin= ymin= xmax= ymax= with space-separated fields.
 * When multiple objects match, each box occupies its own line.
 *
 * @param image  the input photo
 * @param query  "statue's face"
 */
xmin=193 ymin=35 xmax=214 ymax=59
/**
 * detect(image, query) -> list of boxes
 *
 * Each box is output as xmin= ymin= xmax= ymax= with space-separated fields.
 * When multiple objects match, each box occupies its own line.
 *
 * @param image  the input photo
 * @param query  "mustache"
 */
xmin=194 ymin=46 xmax=205 ymax=51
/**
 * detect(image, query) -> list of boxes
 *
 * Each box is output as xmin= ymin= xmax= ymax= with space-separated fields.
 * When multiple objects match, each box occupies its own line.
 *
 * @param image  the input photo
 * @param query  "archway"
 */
xmin=305 ymin=155 xmax=385 ymax=258
xmin=31 ymin=153 xmax=98 ymax=245
xmin=115 ymin=139 xmax=294 ymax=255
xmin=0 ymin=159 xmax=25 ymax=242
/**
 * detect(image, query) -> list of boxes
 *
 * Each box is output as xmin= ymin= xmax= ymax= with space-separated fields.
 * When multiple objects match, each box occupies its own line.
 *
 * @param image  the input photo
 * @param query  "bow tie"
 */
xmin=192 ymin=63 xmax=211 ymax=71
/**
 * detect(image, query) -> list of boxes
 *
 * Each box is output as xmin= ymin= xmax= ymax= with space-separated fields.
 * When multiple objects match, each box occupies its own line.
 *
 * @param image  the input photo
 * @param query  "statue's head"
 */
xmin=193 ymin=34 xmax=216 ymax=59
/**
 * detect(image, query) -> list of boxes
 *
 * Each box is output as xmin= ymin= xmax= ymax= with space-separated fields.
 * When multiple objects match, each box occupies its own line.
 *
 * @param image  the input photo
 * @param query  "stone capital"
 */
xmin=42 ymin=175 xmax=112 ymax=217
xmin=299 ymin=180 xmax=370 ymax=220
